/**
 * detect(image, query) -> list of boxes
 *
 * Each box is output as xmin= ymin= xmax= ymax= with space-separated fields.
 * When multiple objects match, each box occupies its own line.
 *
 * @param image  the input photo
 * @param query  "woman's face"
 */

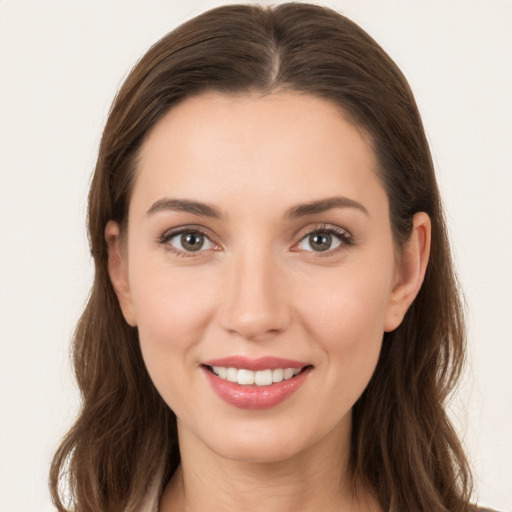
xmin=108 ymin=91 xmax=421 ymax=463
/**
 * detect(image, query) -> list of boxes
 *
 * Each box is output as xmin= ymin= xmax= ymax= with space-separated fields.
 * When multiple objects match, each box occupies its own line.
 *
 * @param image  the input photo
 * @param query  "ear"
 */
xmin=384 ymin=212 xmax=431 ymax=332
xmin=105 ymin=220 xmax=137 ymax=327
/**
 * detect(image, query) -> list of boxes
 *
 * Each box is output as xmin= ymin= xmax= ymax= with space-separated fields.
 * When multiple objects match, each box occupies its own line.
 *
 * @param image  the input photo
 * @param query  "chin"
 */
xmin=189 ymin=414 xmax=346 ymax=466
xmin=212 ymin=436 xmax=309 ymax=464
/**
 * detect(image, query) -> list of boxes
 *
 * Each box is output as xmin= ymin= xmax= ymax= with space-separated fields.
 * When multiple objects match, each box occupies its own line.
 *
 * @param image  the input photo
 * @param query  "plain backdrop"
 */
xmin=0 ymin=1 xmax=511 ymax=511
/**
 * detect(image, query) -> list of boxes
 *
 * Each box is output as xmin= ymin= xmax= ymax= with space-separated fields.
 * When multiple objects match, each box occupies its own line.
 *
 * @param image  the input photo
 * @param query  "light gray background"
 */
xmin=0 ymin=1 xmax=511 ymax=511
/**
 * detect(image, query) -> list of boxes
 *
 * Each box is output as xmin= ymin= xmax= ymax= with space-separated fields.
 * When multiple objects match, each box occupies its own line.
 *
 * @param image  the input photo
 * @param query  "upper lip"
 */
xmin=202 ymin=356 xmax=309 ymax=371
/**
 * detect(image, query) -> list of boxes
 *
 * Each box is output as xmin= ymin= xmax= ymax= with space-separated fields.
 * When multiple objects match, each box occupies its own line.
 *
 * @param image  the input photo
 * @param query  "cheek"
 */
xmin=300 ymin=261 xmax=393 ymax=343
xmin=129 ymin=263 xmax=218 ymax=387
xmin=296 ymin=260 xmax=394 ymax=392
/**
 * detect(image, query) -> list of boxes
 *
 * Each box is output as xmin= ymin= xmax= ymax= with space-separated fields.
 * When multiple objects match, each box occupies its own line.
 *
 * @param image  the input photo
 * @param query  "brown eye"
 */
xmin=297 ymin=228 xmax=348 ymax=253
xmin=164 ymin=229 xmax=215 ymax=254
xmin=308 ymin=233 xmax=332 ymax=252
xmin=181 ymin=232 xmax=205 ymax=251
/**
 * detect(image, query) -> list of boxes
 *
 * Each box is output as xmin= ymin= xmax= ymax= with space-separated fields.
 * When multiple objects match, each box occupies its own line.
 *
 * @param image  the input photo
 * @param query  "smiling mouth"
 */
xmin=203 ymin=365 xmax=312 ymax=386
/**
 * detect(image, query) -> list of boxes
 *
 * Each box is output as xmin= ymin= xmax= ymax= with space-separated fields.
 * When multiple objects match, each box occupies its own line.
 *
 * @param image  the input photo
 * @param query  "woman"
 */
xmin=49 ymin=3 xmax=496 ymax=511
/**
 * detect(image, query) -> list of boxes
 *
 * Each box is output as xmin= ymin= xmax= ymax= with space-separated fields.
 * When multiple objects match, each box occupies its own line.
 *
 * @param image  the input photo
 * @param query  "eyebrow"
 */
xmin=285 ymin=196 xmax=369 ymax=218
xmin=146 ymin=195 xmax=368 ymax=219
xmin=146 ymin=198 xmax=222 ymax=218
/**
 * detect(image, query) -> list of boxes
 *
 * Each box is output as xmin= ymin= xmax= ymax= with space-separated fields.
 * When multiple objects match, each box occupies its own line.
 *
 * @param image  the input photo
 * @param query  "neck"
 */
xmin=159 ymin=418 xmax=382 ymax=512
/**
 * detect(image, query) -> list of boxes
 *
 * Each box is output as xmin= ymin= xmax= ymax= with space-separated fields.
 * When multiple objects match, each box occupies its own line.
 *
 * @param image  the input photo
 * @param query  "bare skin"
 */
xmin=160 ymin=416 xmax=382 ymax=512
xmin=106 ymin=91 xmax=430 ymax=512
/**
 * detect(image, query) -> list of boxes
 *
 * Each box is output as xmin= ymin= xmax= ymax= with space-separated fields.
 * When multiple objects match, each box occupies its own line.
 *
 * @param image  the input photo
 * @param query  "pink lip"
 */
xmin=201 ymin=357 xmax=312 ymax=410
xmin=203 ymin=356 xmax=307 ymax=371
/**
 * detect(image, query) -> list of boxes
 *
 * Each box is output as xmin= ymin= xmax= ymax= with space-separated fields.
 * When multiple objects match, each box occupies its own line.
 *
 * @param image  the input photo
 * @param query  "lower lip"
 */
xmin=203 ymin=367 xmax=312 ymax=410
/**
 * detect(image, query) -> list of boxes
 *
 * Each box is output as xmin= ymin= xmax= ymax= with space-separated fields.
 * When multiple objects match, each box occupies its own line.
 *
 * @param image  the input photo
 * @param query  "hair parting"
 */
xmin=50 ymin=4 xmax=473 ymax=511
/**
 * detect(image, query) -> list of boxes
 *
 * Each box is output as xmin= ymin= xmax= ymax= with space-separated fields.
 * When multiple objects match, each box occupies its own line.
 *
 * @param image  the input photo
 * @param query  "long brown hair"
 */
xmin=50 ymin=3 xmax=472 ymax=511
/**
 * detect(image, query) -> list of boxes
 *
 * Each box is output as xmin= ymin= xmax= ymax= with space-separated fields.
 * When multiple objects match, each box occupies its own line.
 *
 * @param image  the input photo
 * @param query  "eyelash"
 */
xmin=157 ymin=224 xmax=353 ymax=258
xmin=157 ymin=226 xmax=217 ymax=258
xmin=294 ymin=224 xmax=353 ymax=256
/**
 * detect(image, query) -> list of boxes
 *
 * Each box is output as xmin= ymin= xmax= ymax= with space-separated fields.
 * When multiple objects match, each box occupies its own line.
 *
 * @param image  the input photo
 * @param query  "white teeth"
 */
xmin=272 ymin=368 xmax=284 ymax=383
xmin=226 ymin=367 xmax=238 ymax=382
xmin=210 ymin=366 xmax=303 ymax=386
xmin=254 ymin=369 xmax=273 ymax=386
xmin=283 ymin=368 xmax=295 ymax=380
xmin=237 ymin=369 xmax=255 ymax=385
xmin=212 ymin=366 xmax=227 ymax=379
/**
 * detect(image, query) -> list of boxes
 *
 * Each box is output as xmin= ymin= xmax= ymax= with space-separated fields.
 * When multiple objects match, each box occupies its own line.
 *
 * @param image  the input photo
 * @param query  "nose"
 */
xmin=218 ymin=250 xmax=291 ymax=342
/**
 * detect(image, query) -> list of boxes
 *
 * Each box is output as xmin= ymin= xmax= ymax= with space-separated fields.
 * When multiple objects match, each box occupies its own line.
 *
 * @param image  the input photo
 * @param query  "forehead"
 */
xmin=133 ymin=91 xmax=385 ymax=216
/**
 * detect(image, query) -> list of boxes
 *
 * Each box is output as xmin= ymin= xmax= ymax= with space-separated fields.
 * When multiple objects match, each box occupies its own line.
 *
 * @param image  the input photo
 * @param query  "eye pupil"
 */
xmin=182 ymin=232 xmax=204 ymax=251
xmin=309 ymin=233 xmax=332 ymax=251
